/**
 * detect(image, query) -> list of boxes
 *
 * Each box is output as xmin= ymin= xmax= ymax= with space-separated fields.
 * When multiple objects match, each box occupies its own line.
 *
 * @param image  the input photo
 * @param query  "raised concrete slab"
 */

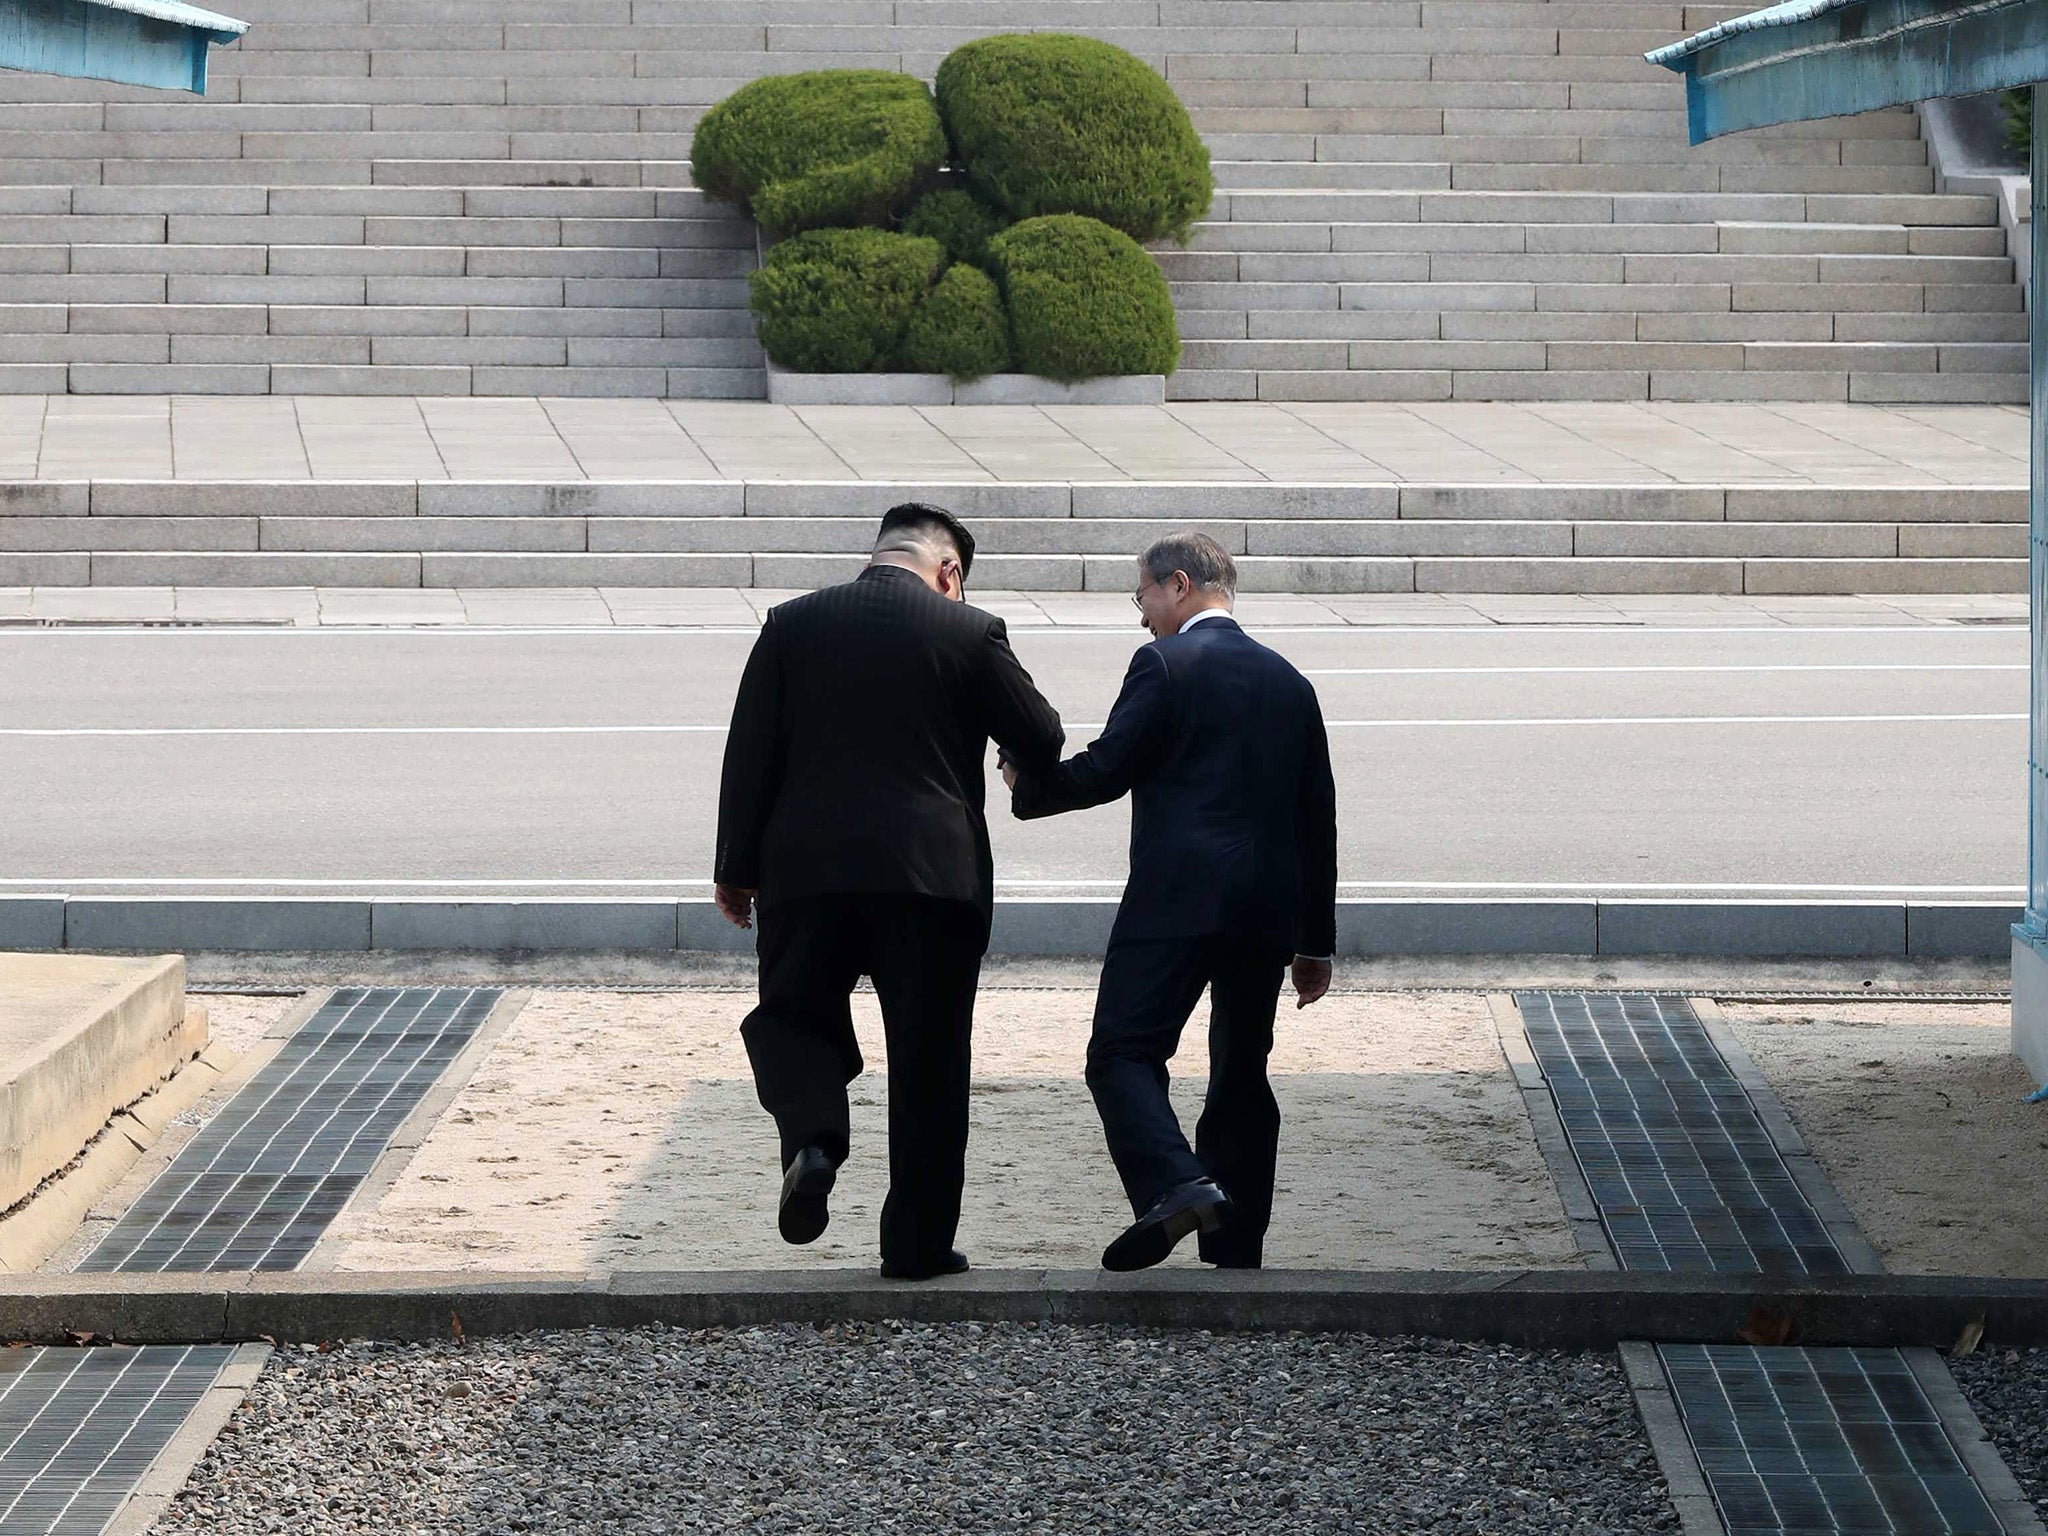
xmin=0 ymin=953 xmax=204 ymax=1211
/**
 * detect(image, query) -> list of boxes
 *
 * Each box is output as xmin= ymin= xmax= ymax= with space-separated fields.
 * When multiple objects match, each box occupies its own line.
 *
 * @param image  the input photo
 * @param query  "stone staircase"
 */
xmin=0 ymin=0 xmax=2024 ymax=404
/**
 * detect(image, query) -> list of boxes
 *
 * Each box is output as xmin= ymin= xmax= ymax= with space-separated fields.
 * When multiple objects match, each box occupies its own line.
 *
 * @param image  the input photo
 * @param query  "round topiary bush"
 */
xmin=898 ymin=263 xmax=1011 ymax=380
xmin=935 ymin=34 xmax=1214 ymax=243
xmin=690 ymin=71 xmax=948 ymax=237
xmin=986 ymin=214 xmax=1178 ymax=380
xmin=749 ymin=228 xmax=945 ymax=373
xmin=900 ymin=187 xmax=1009 ymax=269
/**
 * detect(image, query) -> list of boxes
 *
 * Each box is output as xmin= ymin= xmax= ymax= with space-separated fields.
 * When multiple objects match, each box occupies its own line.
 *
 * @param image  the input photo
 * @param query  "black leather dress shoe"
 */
xmin=880 ymin=1248 xmax=970 ymax=1280
xmin=777 ymin=1146 xmax=836 ymax=1245
xmin=1103 ymin=1178 xmax=1230 ymax=1272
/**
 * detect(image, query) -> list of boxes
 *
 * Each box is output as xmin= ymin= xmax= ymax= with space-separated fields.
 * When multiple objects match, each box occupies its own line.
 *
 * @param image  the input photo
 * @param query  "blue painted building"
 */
xmin=0 ymin=0 xmax=245 ymax=95
xmin=1649 ymin=0 xmax=2048 ymax=1078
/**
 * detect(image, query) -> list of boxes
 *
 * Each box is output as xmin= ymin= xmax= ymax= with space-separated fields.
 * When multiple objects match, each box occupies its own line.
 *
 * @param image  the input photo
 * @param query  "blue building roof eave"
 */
xmin=0 ymin=0 xmax=248 ymax=94
xmin=1644 ymin=0 xmax=2048 ymax=141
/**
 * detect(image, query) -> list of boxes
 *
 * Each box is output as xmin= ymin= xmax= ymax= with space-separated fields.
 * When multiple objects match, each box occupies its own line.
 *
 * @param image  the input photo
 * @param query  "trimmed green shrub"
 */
xmin=901 ymin=187 xmax=1009 ymax=268
xmin=986 ymin=214 xmax=1178 ymax=380
xmin=749 ymin=228 xmax=945 ymax=372
xmin=690 ymin=71 xmax=948 ymax=237
xmin=935 ymin=34 xmax=1214 ymax=243
xmin=899 ymin=263 xmax=1011 ymax=379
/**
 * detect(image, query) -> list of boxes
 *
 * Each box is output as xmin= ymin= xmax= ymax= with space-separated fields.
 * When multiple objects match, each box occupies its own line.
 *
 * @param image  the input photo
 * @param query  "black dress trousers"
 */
xmin=741 ymin=892 xmax=986 ymax=1268
xmin=1085 ymin=933 xmax=1290 ymax=1266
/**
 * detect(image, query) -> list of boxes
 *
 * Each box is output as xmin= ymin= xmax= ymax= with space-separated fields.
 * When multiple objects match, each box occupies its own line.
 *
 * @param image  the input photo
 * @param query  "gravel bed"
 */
xmin=1953 ymin=1346 xmax=2048 ymax=1520
xmin=156 ymin=1324 xmax=1676 ymax=1535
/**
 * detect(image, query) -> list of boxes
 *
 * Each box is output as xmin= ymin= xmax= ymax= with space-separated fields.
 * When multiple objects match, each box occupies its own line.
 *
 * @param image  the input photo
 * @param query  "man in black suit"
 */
xmin=714 ymin=503 xmax=1064 ymax=1280
xmin=1007 ymin=532 xmax=1337 ymax=1272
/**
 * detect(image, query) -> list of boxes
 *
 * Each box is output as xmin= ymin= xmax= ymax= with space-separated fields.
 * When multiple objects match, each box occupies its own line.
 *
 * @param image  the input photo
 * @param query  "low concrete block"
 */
xmin=1907 ymin=902 xmax=2025 ymax=960
xmin=1070 ymin=483 xmax=1398 ymax=520
xmin=90 ymin=482 xmax=419 ymax=518
xmin=1338 ymin=900 xmax=1598 ymax=955
xmin=1597 ymin=901 xmax=1906 ymax=958
xmin=0 ymin=482 xmax=87 ymax=518
xmin=678 ymin=900 xmax=759 ymax=953
xmin=742 ymin=482 xmax=1073 ymax=519
xmin=0 ymin=1274 xmax=238 ymax=1345
xmin=989 ymin=900 xmax=1119 ymax=955
xmin=66 ymin=899 xmax=372 ymax=953
xmin=1399 ymin=485 xmax=1727 ymax=522
xmin=0 ymin=898 xmax=64 ymax=951
xmin=953 ymin=374 xmax=1164 ymax=406
xmin=418 ymin=482 xmax=743 ymax=518
xmin=765 ymin=367 xmax=952 ymax=406
xmin=0 ymin=954 xmax=200 ymax=1209
xmin=370 ymin=900 xmax=680 ymax=951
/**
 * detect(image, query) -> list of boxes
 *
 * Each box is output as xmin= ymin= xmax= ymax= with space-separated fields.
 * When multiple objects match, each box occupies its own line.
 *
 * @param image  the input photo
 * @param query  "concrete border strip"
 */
xmin=1904 ymin=1345 xmax=2048 ymax=1536
xmin=1691 ymin=998 xmax=1888 ymax=1275
xmin=16 ymin=898 xmax=2030 ymax=960
xmin=14 ymin=1271 xmax=2048 ymax=1348
xmin=1618 ymin=1340 xmax=1728 ymax=1536
xmin=44 ymin=989 xmax=332 ymax=1274
xmin=300 ymin=988 xmax=531 ymax=1272
xmin=1485 ymin=994 xmax=1616 ymax=1269
xmin=101 ymin=1342 xmax=273 ymax=1536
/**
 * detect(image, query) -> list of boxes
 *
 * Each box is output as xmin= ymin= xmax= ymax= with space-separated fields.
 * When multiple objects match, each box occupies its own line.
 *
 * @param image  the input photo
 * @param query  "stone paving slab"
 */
xmin=0 ymin=586 xmax=2029 ymax=626
xmin=0 ymin=398 xmax=2027 ymax=485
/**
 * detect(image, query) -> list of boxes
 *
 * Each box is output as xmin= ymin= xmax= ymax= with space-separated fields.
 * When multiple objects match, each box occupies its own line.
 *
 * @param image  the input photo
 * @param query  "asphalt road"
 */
xmin=0 ymin=619 xmax=2024 ymax=901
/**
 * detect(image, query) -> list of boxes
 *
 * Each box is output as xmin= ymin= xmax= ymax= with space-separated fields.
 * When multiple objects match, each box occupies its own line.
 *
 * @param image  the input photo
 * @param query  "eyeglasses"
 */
xmin=1131 ymin=576 xmax=1156 ymax=610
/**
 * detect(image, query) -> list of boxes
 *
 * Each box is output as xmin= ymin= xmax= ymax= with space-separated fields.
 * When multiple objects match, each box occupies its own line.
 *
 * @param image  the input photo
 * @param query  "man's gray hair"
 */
xmin=1140 ymin=531 xmax=1237 ymax=595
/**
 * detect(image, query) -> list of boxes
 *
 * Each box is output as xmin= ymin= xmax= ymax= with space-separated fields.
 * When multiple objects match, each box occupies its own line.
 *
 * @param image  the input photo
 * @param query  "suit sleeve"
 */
xmin=1296 ymin=684 xmax=1339 ymax=958
xmin=978 ymin=616 xmax=1065 ymax=772
xmin=713 ymin=614 xmax=783 ymax=888
xmin=1012 ymin=645 xmax=1171 ymax=820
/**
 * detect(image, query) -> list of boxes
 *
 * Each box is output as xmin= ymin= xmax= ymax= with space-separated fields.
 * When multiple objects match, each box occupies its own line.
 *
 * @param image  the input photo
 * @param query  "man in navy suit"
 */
xmin=1006 ymin=532 xmax=1338 ymax=1271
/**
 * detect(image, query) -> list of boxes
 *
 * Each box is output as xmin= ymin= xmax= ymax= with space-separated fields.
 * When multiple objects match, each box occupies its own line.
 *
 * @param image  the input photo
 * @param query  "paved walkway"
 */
xmin=0 ymin=587 xmax=2028 ymax=627
xmin=0 ymin=399 xmax=2027 ymax=485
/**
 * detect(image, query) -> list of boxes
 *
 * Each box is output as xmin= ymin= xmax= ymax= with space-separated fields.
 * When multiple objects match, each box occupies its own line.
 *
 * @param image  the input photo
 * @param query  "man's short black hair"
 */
xmin=877 ymin=501 xmax=975 ymax=579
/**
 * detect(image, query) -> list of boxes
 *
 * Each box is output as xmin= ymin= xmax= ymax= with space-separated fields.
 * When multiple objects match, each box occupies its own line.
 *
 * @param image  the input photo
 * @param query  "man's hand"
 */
xmin=714 ymin=883 xmax=758 ymax=930
xmin=1002 ymin=759 xmax=1019 ymax=791
xmin=1291 ymin=956 xmax=1332 ymax=1009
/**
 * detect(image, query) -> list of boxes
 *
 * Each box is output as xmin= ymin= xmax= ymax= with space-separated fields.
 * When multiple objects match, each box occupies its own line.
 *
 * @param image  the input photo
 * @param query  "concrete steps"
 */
xmin=0 ymin=0 xmax=2020 ymax=403
xmin=0 ymin=484 xmax=2024 ymax=593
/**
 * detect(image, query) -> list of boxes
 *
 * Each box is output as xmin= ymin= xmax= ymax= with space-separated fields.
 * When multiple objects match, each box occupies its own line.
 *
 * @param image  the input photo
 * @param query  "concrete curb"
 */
xmin=12 ymin=1271 xmax=2048 ymax=1348
xmin=18 ymin=897 xmax=2028 ymax=959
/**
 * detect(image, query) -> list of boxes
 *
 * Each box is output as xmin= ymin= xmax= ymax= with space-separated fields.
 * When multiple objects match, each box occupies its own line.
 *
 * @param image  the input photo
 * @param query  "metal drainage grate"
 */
xmin=80 ymin=986 xmax=498 ymax=1273
xmin=1515 ymin=991 xmax=1844 ymax=1274
xmin=1662 ymin=1346 xmax=2000 ymax=1536
xmin=0 ymin=1345 xmax=233 ymax=1536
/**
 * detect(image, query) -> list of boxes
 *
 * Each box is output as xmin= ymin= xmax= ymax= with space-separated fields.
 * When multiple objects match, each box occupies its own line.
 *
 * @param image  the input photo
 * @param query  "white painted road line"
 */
xmin=1303 ymin=663 xmax=2029 ymax=676
xmin=0 ymin=623 xmax=2027 ymax=639
xmin=0 ymin=713 xmax=2024 ymax=737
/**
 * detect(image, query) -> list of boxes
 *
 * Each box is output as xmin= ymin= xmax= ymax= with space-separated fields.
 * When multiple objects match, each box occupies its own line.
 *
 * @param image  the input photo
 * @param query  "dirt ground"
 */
xmin=324 ymin=988 xmax=1578 ymax=1274
xmin=190 ymin=993 xmax=301 ymax=1059
xmin=1722 ymin=1000 xmax=2048 ymax=1278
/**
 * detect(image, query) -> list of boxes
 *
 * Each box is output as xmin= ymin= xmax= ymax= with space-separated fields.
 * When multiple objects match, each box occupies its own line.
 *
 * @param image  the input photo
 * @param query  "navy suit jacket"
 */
xmin=1012 ymin=616 xmax=1338 ymax=957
